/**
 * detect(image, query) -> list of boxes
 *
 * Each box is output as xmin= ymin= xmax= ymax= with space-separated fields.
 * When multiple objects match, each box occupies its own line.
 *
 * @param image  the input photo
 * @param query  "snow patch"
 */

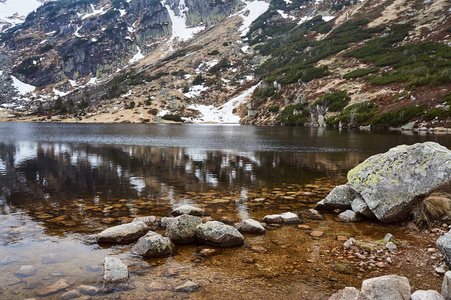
xmin=130 ymin=46 xmax=144 ymax=64
xmin=186 ymin=84 xmax=258 ymax=124
xmin=81 ymin=4 xmax=105 ymax=20
xmin=298 ymin=16 xmax=313 ymax=25
xmin=322 ymin=16 xmax=335 ymax=22
xmin=11 ymin=75 xmax=35 ymax=94
xmin=238 ymin=0 xmax=270 ymax=36
xmin=184 ymin=84 xmax=208 ymax=98
xmin=277 ymin=10 xmax=295 ymax=20
xmin=163 ymin=0 xmax=204 ymax=42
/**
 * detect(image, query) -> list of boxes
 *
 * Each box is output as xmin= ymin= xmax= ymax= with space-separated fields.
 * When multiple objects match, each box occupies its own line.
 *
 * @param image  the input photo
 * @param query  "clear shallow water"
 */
xmin=0 ymin=123 xmax=450 ymax=299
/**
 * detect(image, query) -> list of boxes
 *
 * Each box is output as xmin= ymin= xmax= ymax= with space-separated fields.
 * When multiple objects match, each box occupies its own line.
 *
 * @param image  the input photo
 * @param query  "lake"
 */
xmin=0 ymin=123 xmax=450 ymax=299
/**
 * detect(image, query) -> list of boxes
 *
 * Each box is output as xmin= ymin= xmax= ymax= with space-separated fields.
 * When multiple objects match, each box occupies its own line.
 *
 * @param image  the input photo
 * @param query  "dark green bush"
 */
xmin=279 ymin=102 xmax=309 ymax=126
xmin=192 ymin=74 xmax=205 ymax=85
xmin=371 ymin=105 xmax=424 ymax=127
xmin=268 ymin=105 xmax=280 ymax=112
xmin=326 ymin=101 xmax=377 ymax=126
xmin=313 ymin=91 xmax=350 ymax=112
xmin=128 ymin=101 xmax=135 ymax=109
xmin=39 ymin=44 xmax=54 ymax=53
xmin=208 ymin=58 xmax=231 ymax=74
xmin=162 ymin=49 xmax=186 ymax=62
xmin=343 ymin=67 xmax=379 ymax=79
xmin=208 ymin=50 xmax=220 ymax=55
xmin=16 ymin=56 xmax=41 ymax=76
xmin=162 ymin=114 xmax=184 ymax=122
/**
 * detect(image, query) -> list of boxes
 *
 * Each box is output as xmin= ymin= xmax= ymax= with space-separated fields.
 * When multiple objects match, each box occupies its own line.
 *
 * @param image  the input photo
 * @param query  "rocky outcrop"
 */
xmin=411 ymin=290 xmax=444 ymax=300
xmin=96 ymin=221 xmax=148 ymax=244
xmin=348 ymin=142 xmax=451 ymax=223
xmin=359 ymin=275 xmax=411 ymax=300
xmin=165 ymin=214 xmax=202 ymax=244
xmin=196 ymin=221 xmax=244 ymax=247
xmin=442 ymin=271 xmax=451 ymax=300
xmin=329 ymin=287 xmax=360 ymax=300
xmin=319 ymin=142 xmax=451 ymax=223
xmin=235 ymin=219 xmax=266 ymax=234
xmin=132 ymin=231 xmax=175 ymax=257
xmin=103 ymin=257 xmax=128 ymax=285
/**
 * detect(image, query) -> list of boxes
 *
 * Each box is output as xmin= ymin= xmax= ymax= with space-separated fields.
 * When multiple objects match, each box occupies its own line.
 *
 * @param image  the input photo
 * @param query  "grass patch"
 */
xmin=343 ymin=67 xmax=379 ymax=79
xmin=278 ymin=102 xmax=310 ymax=126
xmin=371 ymin=105 xmax=424 ymax=127
xmin=313 ymin=91 xmax=350 ymax=112
xmin=326 ymin=101 xmax=377 ymax=126
xmin=413 ymin=193 xmax=451 ymax=227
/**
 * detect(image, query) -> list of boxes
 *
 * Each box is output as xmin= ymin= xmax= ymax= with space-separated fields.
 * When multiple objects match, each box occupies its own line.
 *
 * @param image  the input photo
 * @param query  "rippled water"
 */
xmin=0 ymin=123 xmax=450 ymax=299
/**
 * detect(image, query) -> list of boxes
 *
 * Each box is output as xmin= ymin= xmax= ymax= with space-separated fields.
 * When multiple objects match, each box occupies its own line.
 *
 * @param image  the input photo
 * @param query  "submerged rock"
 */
xmin=196 ymin=221 xmax=244 ymax=247
xmin=316 ymin=184 xmax=354 ymax=211
xmin=411 ymin=290 xmax=444 ymax=300
xmin=338 ymin=210 xmax=363 ymax=222
xmin=235 ymin=219 xmax=266 ymax=234
xmin=165 ymin=214 xmax=202 ymax=244
xmin=96 ymin=221 xmax=148 ymax=244
xmin=132 ymin=231 xmax=175 ymax=257
xmin=173 ymin=280 xmax=200 ymax=293
xmin=103 ymin=257 xmax=128 ymax=285
xmin=36 ymin=279 xmax=71 ymax=296
xmin=348 ymin=142 xmax=451 ymax=223
xmin=15 ymin=265 xmax=37 ymax=277
xmin=359 ymin=275 xmax=410 ymax=300
xmin=171 ymin=205 xmax=204 ymax=217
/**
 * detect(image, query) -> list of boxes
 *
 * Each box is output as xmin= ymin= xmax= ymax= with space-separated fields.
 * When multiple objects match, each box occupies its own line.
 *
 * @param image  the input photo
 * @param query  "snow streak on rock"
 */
xmin=238 ymin=0 xmax=270 ymax=36
xmin=164 ymin=0 xmax=204 ymax=42
xmin=186 ymin=84 xmax=258 ymax=124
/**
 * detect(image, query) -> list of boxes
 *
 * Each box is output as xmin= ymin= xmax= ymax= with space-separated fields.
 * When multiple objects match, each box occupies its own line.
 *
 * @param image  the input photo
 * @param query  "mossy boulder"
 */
xmin=348 ymin=142 xmax=451 ymax=223
xmin=196 ymin=221 xmax=244 ymax=247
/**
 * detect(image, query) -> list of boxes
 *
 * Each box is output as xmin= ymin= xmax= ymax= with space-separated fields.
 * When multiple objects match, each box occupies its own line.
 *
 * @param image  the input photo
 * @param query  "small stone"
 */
xmin=343 ymin=238 xmax=356 ymax=249
xmin=301 ymin=209 xmax=325 ymax=221
xmin=298 ymin=225 xmax=311 ymax=230
xmin=96 ymin=221 xmax=148 ymax=244
xmin=15 ymin=265 xmax=37 ymax=277
xmin=386 ymin=242 xmax=397 ymax=251
xmin=310 ymin=231 xmax=324 ymax=237
xmin=145 ymin=281 xmax=168 ymax=292
xmin=384 ymin=233 xmax=394 ymax=242
xmin=337 ymin=236 xmax=348 ymax=242
xmin=133 ymin=216 xmax=158 ymax=227
xmin=338 ymin=210 xmax=363 ymax=222
xmin=103 ymin=257 xmax=128 ymax=284
xmin=0 ymin=256 xmax=22 ymax=266
xmin=355 ymin=253 xmax=366 ymax=259
xmin=411 ymin=290 xmax=444 ymax=300
xmin=61 ymin=290 xmax=81 ymax=300
xmin=78 ymin=285 xmax=100 ymax=296
xmin=171 ymin=205 xmax=204 ymax=217
xmin=428 ymin=248 xmax=438 ymax=253
xmin=280 ymin=212 xmax=301 ymax=224
xmin=251 ymin=246 xmax=267 ymax=254
xmin=263 ymin=214 xmax=284 ymax=224
xmin=173 ymin=281 xmax=200 ymax=293
xmin=199 ymin=248 xmax=217 ymax=257
xmin=375 ymin=262 xmax=385 ymax=268
xmin=436 ymin=265 xmax=447 ymax=274
xmin=241 ymin=257 xmax=256 ymax=264
xmin=234 ymin=219 xmax=266 ymax=234
xmin=442 ymin=271 xmax=451 ymax=299
xmin=36 ymin=279 xmax=70 ymax=296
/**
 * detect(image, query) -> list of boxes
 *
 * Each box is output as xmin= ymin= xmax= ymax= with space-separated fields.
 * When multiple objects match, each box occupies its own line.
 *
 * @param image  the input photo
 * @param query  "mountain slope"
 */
xmin=0 ymin=0 xmax=450 ymax=129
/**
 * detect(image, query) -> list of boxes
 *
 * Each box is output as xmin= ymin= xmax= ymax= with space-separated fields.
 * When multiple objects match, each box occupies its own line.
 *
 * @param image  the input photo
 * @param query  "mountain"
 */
xmin=0 ymin=0 xmax=450 ymax=129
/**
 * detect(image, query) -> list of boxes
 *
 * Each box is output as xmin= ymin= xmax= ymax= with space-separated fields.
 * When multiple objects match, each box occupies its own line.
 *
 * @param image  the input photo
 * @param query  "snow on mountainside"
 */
xmin=0 ymin=0 xmax=53 ymax=32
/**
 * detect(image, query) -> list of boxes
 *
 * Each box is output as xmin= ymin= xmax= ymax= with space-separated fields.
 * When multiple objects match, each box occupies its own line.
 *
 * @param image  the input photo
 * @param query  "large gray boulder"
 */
xmin=96 ymin=221 xmax=148 ymax=244
xmin=348 ymin=142 xmax=451 ymax=223
xmin=359 ymin=275 xmax=410 ymax=300
xmin=165 ymin=214 xmax=202 ymax=244
xmin=103 ymin=257 xmax=128 ymax=285
xmin=411 ymin=290 xmax=444 ymax=300
xmin=437 ymin=234 xmax=451 ymax=268
xmin=316 ymin=184 xmax=355 ymax=211
xmin=132 ymin=232 xmax=175 ymax=257
xmin=196 ymin=221 xmax=244 ymax=247
xmin=328 ymin=287 xmax=360 ymax=300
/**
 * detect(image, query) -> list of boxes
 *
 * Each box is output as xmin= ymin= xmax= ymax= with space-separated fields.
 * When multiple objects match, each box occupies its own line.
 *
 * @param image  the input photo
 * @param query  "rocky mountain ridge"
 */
xmin=0 ymin=0 xmax=450 ymax=129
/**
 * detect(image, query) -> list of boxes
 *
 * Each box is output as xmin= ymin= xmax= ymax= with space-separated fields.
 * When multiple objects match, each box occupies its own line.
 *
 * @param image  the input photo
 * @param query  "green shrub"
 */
xmin=192 ymin=74 xmax=205 ymax=85
xmin=279 ymin=102 xmax=309 ymax=126
xmin=268 ymin=105 xmax=280 ymax=112
xmin=16 ymin=56 xmax=41 ymax=76
xmin=326 ymin=101 xmax=377 ymax=126
xmin=162 ymin=114 xmax=184 ymax=122
xmin=162 ymin=49 xmax=186 ymax=62
xmin=208 ymin=58 xmax=231 ymax=74
xmin=313 ymin=91 xmax=350 ymax=112
xmin=371 ymin=105 xmax=424 ymax=127
xmin=343 ymin=67 xmax=379 ymax=79
xmin=208 ymin=50 xmax=220 ymax=55
xmin=254 ymin=86 xmax=276 ymax=99
xmin=128 ymin=101 xmax=135 ymax=109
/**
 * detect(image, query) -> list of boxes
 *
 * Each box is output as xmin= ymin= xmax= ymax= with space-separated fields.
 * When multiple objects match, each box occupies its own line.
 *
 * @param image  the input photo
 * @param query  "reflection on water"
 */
xmin=0 ymin=123 xmax=450 ymax=299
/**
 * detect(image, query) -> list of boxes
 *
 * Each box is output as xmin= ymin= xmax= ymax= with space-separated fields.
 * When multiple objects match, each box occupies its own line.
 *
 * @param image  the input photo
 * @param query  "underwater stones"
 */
xmin=165 ymin=214 xmax=202 ymax=244
xmin=338 ymin=210 xmax=363 ymax=222
xmin=173 ymin=280 xmax=200 ymax=293
xmin=170 ymin=205 xmax=204 ymax=217
xmin=132 ymin=231 xmax=175 ymax=258
xmin=96 ymin=221 xmax=148 ymax=244
xmin=234 ymin=219 xmax=266 ymax=234
xmin=359 ymin=275 xmax=410 ymax=300
xmin=36 ymin=279 xmax=71 ymax=296
xmin=348 ymin=142 xmax=451 ymax=223
xmin=103 ymin=257 xmax=128 ymax=285
xmin=196 ymin=221 xmax=244 ymax=247
xmin=316 ymin=184 xmax=354 ymax=211
xmin=78 ymin=285 xmax=100 ymax=296
xmin=15 ymin=265 xmax=36 ymax=277
xmin=437 ymin=234 xmax=451 ymax=268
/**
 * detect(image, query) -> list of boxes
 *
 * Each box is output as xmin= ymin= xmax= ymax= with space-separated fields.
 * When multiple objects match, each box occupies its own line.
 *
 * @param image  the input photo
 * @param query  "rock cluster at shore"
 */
xmin=317 ymin=142 xmax=451 ymax=223
xmin=330 ymin=272 xmax=451 ymax=300
xmin=94 ymin=204 xmax=304 ymax=289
